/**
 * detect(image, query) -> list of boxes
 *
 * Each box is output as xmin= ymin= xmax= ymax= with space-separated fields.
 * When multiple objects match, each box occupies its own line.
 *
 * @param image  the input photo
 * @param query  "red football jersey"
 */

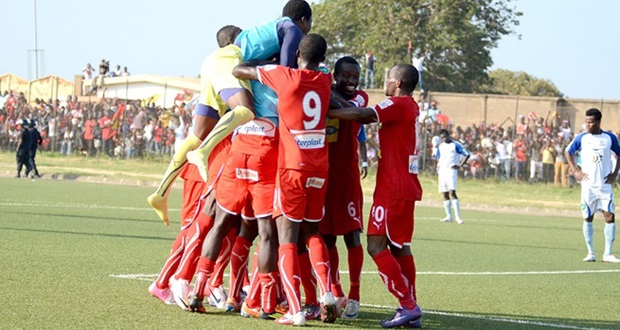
xmin=258 ymin=65 xmax=332 ymax=171
xmin=372 ymin=96 xmax=422 ymax=201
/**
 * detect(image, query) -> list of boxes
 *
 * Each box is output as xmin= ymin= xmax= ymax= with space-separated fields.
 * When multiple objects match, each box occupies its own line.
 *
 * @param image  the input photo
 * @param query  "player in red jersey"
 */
xmin=232 ymin=34 xmax=336 ymax=326
xmin=328 ymin=63 xmax=423 ymax=328
xmin=318 ymin=56 xmax=369 ymax=319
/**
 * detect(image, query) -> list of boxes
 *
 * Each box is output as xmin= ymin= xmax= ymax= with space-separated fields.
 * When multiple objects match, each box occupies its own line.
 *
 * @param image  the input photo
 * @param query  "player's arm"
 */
xmin=232 ymin=65 xmax=259 ymax=82
xmin=565 ymin=139 xmax=586 ymax=181
xmin=605 ymin=135 xmax=620 ymax=184
xmin=328 ymin=106 xmax=377 ymax=124
xmin=279 ymin=23 xmax=303 ymax=67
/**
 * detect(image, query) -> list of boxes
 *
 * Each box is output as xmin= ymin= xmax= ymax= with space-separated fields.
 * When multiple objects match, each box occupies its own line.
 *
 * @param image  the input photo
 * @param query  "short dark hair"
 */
xmin=282 ymin=0 xmax=312 ymax=21
xmin=216 ymin=25 xmax=242 ymax=48
xmin=392 ymin=64 xmax=419 ymax=93
xmin=585 ymin=108 xmax=602 ymax=121
xmin=439 ymin=129 xmax=449 ymax=137
xmin=334 ymin=56 xmax=360 ymax=76
xmin=298 ymin=33 xmax=326 ymax=63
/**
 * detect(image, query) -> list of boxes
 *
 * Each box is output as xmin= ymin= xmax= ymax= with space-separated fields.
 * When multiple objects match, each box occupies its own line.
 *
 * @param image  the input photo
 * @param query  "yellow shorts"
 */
xmin=199 ymin=44 xmax=251 ymax=116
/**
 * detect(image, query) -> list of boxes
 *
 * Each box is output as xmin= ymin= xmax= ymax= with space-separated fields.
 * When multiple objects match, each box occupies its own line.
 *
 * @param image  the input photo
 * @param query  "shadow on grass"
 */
xmin=0 ymin=226 xmax=173 ymax=242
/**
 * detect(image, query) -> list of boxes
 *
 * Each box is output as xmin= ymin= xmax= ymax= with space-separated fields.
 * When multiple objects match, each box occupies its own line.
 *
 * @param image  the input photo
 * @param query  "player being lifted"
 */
xmin=565 ymin=108 xmax=620 ymax=263
xmin=146 ymin=25 xmax=253 ymax=226
xmin=329 ymin=64 xmax=423 ymax=328
xmin=318 ymin=56 xmax=369 ymax=319
xmin=232 ymin=33 xmax=337 ymax=326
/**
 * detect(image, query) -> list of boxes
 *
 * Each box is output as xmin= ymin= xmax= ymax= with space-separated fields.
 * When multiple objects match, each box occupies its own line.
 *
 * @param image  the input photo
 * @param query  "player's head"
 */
xmin=283 ymin=0 xmax=312 ymax=34
xmin=28 ymin=119 xmax=36 ymax=127
xmin=216 ymin=25 xmax=242 ymax=48
xmin=385 ymin=64 xmax=418 ymax=96
xmin=334 ymin=56 xmax=361 ymax=98
xmin=585 ymin=108 xmax=601 ymax=133
xmin=439 ymin=129 xmax=451 ymax=143
xmin=298 ymin=33 xmax=326 ymax=66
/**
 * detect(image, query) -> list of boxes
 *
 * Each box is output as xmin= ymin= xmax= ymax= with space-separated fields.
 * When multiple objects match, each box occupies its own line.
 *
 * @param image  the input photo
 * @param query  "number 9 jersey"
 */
xmin=257 ymin=64 xmax=333 ymax=172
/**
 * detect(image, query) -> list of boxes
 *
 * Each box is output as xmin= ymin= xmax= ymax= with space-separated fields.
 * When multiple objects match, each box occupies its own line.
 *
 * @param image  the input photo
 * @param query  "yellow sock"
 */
xmin=186 ymin=105 xmax=254 ymax=182
xmin=147 ymin=134 xmax=202 ymax=226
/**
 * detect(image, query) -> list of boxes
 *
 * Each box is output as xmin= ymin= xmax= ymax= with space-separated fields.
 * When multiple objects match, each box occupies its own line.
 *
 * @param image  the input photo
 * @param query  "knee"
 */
xmin=366 ymin=241 xmax=384 ymax=257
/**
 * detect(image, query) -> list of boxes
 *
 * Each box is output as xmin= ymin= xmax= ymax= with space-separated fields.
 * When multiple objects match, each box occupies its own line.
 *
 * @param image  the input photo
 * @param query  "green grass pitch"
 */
xmin=0 ymin=177 xmax=619 ymax=329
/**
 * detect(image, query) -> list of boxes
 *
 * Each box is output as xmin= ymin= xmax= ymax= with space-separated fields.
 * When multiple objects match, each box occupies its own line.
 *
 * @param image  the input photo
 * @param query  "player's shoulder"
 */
xmin=601 ymin=130 xmax=619 ymax=142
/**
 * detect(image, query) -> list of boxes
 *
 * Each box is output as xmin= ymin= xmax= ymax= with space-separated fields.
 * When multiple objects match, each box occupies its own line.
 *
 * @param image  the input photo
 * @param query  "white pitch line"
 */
xmin=110 ymin=269 xmax=620 ymax=282
xmin=362 ymin=303 xmax=606 ymax=330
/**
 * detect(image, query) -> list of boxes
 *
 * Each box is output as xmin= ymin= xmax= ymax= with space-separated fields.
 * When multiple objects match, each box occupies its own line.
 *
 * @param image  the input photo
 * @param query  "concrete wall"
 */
xmin=365 ymin=89 xmax=620 ymax=133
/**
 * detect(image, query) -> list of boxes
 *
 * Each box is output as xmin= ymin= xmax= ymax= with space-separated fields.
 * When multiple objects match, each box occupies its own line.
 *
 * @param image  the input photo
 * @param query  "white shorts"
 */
xmin=580 ymin=184 xmax=615 ymax=218
xmin=438 ymin=169 xmax=458 ymax=193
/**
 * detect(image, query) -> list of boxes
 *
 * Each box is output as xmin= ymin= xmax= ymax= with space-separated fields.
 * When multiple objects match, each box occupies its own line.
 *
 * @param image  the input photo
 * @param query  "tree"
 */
xmin=480 ymin=69 xmax=563 ymax=97
xmin=311 ymin=0 xmax=521 ymax=93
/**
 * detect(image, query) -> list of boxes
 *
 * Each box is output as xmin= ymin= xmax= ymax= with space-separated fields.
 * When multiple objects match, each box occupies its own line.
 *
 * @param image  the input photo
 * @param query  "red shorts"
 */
xmin=180 ymin=179 xmax=208 ymax=227
xmin=215 ymin=144 xmax=278 ymax=218
xmin=273 ymin=169 xmax=328 ymax=222
xmin=367 ymin=194 xmax=415 ymax=248
xmin=320 ymin=181 xmax=364 ymax=236
xmin=206 ymin=138 xmax=232 ymax=188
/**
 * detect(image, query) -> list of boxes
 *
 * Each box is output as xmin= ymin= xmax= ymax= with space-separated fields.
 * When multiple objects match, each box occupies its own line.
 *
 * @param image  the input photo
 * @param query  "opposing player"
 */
xmin=148 ymin=25 xmax=253 ymax=307
xmin=436 ymin=129 xmax=470 ymax=224
xmin=319 ymin=56 xmax=369 ymax=319
xmin=232 ymin=33 xmax=336 ymax=326
xmin=328 ymin=64 xmax=423 ymax=328
xmin=565 ymin=108 xmax=620 ymax=263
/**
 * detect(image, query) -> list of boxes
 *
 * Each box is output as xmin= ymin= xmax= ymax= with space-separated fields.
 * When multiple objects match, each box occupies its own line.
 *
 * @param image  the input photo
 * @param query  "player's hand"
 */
xmin=360 ymin=164 xmax=368 ymax=179
xmin=574 ymin=169 xmax=586 ymax=181
xmin=604 ymin=172 xmax=618 ymax=184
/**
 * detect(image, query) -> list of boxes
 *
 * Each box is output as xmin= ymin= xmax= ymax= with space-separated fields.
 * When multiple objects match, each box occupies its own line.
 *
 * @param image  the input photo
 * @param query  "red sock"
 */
xmin=396 ymin=254 xmax=417 ymax=302
xmin=155 ymin=233 xmax=185 ymax=289
xmin=244 ymin=251 xmax=261 ymax=309
xmin=173 ymin=219 xmax=209 ymax=281
xmin=278 ymin=243 xmax=301 ymax=314
xmin=298 ymin=251 xmax=318 ymax=305
xmin=306 ymin=234 xmax=331 ymax=297
xmin=328 ymin=246 xmax=345 ymax=297
xmin=372 ymin=249 xmax=415 ymax=309
xmin=260 ymin=271 xmax=278 ymax=313
xmin=229 ymin=236 xmax=252 ymax=301
xmin=347 ymin=244 xmax=364 ymax=301
xmin=194 ymin=256 xmax=215 ymax=299
xmin=210 ymin=227 xmax=236 ymax=288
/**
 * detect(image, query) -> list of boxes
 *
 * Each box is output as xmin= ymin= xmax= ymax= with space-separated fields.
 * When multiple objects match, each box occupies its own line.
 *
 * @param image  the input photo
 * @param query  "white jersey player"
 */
xmin=565 ymin=108 xmax=620 ymax=263
xmin=436 ymin=129 xmax=470 ymax=224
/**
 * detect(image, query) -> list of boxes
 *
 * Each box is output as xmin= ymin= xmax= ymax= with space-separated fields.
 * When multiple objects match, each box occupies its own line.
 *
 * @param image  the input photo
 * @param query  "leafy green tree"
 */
xmin=480 ymin=69 xmax=563 ymax=97
xmin=311 ymin=0 xmax=521 ymax=93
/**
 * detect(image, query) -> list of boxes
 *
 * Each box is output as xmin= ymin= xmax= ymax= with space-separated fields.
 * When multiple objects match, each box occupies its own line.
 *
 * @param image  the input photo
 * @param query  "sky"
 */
xmin=2 ymin=0 xmax=618 ymax=100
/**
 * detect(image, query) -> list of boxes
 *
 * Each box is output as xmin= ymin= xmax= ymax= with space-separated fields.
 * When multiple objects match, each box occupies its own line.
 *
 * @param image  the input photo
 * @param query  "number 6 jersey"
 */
xmin=257 ymin=64 xmax=333 ymax=172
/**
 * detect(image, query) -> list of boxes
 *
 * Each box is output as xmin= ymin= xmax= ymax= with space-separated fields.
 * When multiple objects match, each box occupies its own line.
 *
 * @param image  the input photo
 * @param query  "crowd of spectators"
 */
xmin=0 ymin=92 xmax=190 ymax=160
xmin=1 ymin=91 xmax=617 ymax=187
